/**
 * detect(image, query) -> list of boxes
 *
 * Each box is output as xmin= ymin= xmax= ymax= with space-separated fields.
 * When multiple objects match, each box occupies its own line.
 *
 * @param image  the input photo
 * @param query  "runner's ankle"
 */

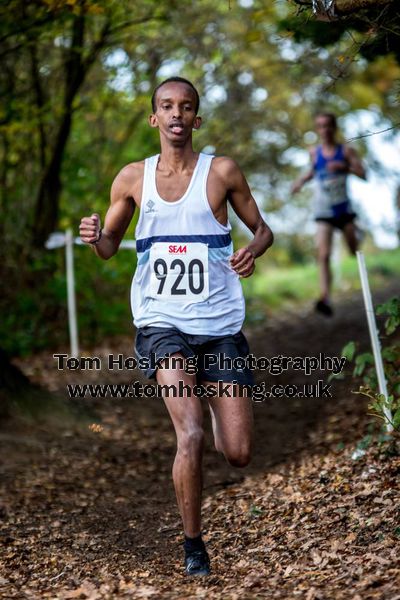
xmin=184 ymin=533 xmax=205 ymax=554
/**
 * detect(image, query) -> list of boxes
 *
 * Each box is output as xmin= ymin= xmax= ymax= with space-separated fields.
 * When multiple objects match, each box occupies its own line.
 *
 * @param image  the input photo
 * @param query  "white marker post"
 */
xmin=65 ymin=229 xmax=79 ymax=358
xmin=356 ymin=251 xmax=393 ymax=432
xmin=46 ymin=232 xmax=136 ymax=358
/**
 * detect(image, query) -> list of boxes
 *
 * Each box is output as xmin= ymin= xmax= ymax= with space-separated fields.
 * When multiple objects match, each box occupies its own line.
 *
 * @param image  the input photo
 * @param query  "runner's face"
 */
xmin=149 ymin=83 xmax=201 ymax=145
xmin=315 ymin=116 xmax=336 ymax=143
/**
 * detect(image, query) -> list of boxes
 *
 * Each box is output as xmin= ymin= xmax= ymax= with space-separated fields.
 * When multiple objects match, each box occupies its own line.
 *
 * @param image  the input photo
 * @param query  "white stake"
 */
xmin=332 ymin=230 xmax=342 ymax=289
xmin=356 ymin=251 xmax=392 ymax=432
xmin=65 ymin=229 xmax=79 ymax=358
xmin=46 ymin=232 xmax=135 ymax=356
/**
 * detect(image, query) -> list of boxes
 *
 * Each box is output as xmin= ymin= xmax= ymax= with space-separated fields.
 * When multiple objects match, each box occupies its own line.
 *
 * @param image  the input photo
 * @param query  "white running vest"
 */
xmin=130 ymin=153 xmax=245 ymax=335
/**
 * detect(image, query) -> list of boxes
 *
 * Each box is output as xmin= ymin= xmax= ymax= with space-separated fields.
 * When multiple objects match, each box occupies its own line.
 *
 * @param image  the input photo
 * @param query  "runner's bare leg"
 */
xmin=206 ymin=383 xmax=253 ymax=467
xmin=156 ymin=354 xmax=204 ymax=538
xmin=343 ymin=221 xmax=358 ymax=255
xmin=316 ymin=222 xmax=334 ymax=301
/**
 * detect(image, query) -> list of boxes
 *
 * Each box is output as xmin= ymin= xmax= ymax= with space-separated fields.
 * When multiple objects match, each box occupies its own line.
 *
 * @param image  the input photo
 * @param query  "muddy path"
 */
xmin=1 ymin=282 xmax=399 ymax=599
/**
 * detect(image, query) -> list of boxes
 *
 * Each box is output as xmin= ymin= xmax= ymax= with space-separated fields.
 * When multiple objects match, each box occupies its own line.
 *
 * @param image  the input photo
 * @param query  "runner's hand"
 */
xmin=230 ymin=247 xmax=255 ymax=278
xmin=79 ymin=213 xmax=101 ymax=244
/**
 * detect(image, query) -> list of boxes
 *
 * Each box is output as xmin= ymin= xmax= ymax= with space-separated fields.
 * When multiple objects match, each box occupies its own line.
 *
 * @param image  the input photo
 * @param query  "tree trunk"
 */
xmin=33 ymin=110 xmax=73 ymax=247
xmin=32 ymin=11 xmax=87 ymax=248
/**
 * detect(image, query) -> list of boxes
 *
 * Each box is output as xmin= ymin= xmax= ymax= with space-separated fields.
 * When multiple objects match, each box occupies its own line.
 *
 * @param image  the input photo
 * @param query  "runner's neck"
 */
xmin=157 ymin=143 xmax=198 ymax=174
xmin=320 ymin=141 xmax=339 ymax=158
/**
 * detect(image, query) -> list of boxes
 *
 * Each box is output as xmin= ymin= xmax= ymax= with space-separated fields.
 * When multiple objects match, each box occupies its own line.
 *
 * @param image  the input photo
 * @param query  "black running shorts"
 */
xmin=315 ymin=212 xmax=356 ymax=230
xmin=134 ymin=326 xmax=254 ymax=386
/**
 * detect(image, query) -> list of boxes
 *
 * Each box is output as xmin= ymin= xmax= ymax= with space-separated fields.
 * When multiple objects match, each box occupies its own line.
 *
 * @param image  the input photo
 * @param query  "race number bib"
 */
xmin=149 ymin=242 xmax=209 ymax=301
xmin=322 ymin=175 xmax=347 ymax=206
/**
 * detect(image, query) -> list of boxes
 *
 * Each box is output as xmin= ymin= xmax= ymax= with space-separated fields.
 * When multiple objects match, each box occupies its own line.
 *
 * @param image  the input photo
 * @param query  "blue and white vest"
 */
xmin=313 ymin=144 xmax=353 ymax=218
xmin=130 ymin=153 xmax=245 ymax=335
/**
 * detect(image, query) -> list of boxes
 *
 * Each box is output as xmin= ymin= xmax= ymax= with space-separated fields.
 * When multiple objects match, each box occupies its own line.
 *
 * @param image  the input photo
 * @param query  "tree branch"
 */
xmin=345 ymin=122 xmax=400 ymax=142
xmin=335 ymin=0 xmax=395 ymax=14
xmin=28 ymin=40 xmax=48 ymax=169
xmin=291 ymin=0 xmax=395 ymax=15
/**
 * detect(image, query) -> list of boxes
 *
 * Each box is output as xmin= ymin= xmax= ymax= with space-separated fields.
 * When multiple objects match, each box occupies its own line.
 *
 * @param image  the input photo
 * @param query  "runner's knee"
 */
xmin=178 ymin=427 xmax=204 ymax=457
xmin=347 ymin=236 xmax=358 ymax=255
xmin=224 ymin=445 xmax=251 ymax=468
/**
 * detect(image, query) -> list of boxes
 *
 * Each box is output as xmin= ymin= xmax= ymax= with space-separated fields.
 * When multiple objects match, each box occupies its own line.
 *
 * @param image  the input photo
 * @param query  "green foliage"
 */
xmin=242 ymin=246 xmax=400 ymax=318
xmin=376 ymin=297 xmax=400 ymax=335
xmin=341 ymin=341 xmax=356 ymax=361
xmin=343 ymin=296 xmax=400 ymax=432
xmin=354 ymin=352 xmax=375 ymax=379
xmin=278 ymin=16 xmax=347 ymax=47
xmin=0 ymin=243 xmax=137 ymax=356
xmin=278 ymin=3 xmax=400 ymax=121
xmin=249 ymin=505 xmax=264 ymax=517
xmin=280 ymin=3 xmax=400 ymax=64
xmin=74 ymin=245 xmax=137 ymax=345
xmin=1 ymin=0 xmax=400 ymax=357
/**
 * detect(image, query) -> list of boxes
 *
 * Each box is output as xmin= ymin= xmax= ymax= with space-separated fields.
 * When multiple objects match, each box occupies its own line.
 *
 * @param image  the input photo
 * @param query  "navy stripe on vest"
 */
xmin=136 ymin=233 xmax=232 ymax=253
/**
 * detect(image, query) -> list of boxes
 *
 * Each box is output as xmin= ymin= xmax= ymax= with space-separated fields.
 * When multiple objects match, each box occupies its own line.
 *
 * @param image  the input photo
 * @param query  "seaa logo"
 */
xmin=168 ymin=245 xmax=187 ymax=254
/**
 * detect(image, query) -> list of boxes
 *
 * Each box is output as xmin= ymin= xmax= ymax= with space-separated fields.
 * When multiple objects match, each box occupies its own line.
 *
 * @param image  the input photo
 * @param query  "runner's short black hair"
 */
xmin=151 ymin=77 xmax=200 ymax=114
xmin=314 ymin=112 xmax=337 ymax=128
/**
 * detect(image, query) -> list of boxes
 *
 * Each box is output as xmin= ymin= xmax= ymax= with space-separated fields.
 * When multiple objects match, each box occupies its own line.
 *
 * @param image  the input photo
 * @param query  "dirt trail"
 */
xmin=1 ymin=282 xmax=399 ymax=599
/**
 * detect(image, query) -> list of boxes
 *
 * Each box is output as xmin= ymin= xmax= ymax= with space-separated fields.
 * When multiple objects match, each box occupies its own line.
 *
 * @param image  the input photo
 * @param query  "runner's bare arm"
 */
xmin=345 ymin=146 xmax=366 ymax=180
xmin=79 ymin=166 xmax=137 ymax=259
xmin=217 ymin=158 xmax=273 ymax=278
xmin=291 ymin=148 xmax=315 ymax=193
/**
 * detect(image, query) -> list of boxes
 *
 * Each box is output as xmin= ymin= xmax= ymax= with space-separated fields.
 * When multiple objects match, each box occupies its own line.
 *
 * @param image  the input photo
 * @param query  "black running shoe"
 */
xmin=184 ymin=549 xmax=211 ymax=576
xmin=315 ymin=299 xmax=333 ymax=317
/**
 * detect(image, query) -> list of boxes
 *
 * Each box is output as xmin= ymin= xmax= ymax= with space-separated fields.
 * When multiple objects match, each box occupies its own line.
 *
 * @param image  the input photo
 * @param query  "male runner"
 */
xmin=292 ymin=112 xmax=366 ymax=316
xmin=80 ymin=77 xmax=273 ymax=576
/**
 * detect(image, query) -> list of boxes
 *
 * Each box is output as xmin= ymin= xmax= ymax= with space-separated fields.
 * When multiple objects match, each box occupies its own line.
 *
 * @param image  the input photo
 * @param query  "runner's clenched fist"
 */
xmin=79 ymin=213 xmax=101 ymax=244
xmin=230 ymin=247 xmax=255 ymax=278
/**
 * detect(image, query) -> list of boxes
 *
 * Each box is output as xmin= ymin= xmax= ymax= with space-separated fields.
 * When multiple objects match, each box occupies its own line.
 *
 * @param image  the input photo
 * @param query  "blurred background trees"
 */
xmin=1 ymin=0 xmax=399 ymax=357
